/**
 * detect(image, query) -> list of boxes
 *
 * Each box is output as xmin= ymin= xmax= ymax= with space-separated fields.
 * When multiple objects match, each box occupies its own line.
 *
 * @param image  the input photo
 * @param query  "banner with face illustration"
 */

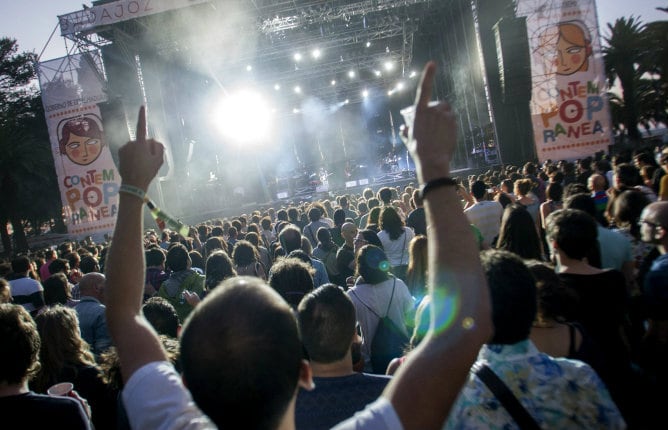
xmin=38 ymin=52 xmax=120 ymax=238
xmin=517 ymin=0 xmax=613 ymax=162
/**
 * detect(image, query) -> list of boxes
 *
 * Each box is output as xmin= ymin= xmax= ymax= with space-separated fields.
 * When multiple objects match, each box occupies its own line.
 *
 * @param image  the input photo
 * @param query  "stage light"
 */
xmin=211 ymin=90 xmax=273 ymax=145
xmin=384 ymin=61 xmax=394 ymax=71
xmin=294 ymin=53 xmax=302 ymax=61
xmin=292 ymin=108 xmax=300 ymax=114
xmin=344 ymin=99 xmax=350 ymax=104
xmin=246 ymin=65 xmax=252 ymax=71
xmin=366 ymin=41 xmax=371 ymax=48
xmin=348 ymin=70 xmax=355 ymax=79
xmin=362 ymin=89 xmax=369 ymax=98
xmin=294 ymin=86 xmax=301 ymax=94
xmin=387 ymin=90 xmax=394 ymax=96
xmin=409 ymin=70 xmax=417 ymax=78
xmin=274 ymin=84 xmax=281 ymax=90
xmin=396 ymin=81 xmax=405 ymax=91
xmin=312 ymin=49 xmax=321 ymax=59
xmin=331 ymin=80 xmax=336 ymax=86
xmin=374 ymin=70 xmax=382 ymax=77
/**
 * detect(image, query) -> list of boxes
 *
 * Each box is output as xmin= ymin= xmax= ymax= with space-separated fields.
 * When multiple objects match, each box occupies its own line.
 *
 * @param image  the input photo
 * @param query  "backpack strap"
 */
xmin=350 ymin=289 xmax=380 ymax=319
xmin=384 ymin=276 xmax=397 ymax=318
xmin=475 ymin=364 xmax=541 ymax=430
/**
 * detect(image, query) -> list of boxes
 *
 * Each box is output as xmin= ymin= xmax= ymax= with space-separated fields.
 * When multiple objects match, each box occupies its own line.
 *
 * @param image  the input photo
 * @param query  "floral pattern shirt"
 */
xmin=444 ymin=340 xmax=625 ymax=429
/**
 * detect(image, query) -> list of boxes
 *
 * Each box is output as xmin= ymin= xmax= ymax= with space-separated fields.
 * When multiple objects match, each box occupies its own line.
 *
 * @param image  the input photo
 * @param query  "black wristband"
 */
xmin=420 ymin=177 xmax=458 ymax=199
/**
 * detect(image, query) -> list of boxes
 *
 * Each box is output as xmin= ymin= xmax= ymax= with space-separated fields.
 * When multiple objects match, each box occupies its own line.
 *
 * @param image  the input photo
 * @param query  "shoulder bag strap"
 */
xmin=350 ymin=289 xmax=381 ymax=319
xmin=384 ymin=276 xmax=397 ymax=318
xmin=475 ymin=364 xmax=541 ymax=430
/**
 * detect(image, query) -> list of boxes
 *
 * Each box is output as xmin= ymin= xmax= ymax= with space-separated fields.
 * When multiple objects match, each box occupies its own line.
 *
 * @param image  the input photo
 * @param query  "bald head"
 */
xmin=79 ymin=272 xmax=106 ymax=301
xmin=587 ymin=173 xmax=606 ymax=192
xmin=640 ymin=202 xmax=668 ymax=249
xmin=341 ymin=222 xmax=358 ymax=246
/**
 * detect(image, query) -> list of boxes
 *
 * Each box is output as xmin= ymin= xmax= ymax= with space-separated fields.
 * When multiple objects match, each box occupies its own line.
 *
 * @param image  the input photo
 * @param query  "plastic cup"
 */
xmin=47 ymin=382 xmax=74 ymax=397
xmin=399 ymin=100 xmax=441 ymax=128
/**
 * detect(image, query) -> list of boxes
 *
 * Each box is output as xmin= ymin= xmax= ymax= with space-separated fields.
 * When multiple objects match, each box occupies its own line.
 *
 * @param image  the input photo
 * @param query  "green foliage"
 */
xmin=603 ymin=15 xmax=668 ymax=141
xmin=0 ymin=38 xmax=62 ymax=253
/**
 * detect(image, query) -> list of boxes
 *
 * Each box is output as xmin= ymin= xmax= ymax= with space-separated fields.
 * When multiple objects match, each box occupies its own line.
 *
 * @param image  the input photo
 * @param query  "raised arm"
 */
xmin=105 ymin=107 xmax=169 ymax=382
xmin=383 ymin=62 xmax=492 ymax=430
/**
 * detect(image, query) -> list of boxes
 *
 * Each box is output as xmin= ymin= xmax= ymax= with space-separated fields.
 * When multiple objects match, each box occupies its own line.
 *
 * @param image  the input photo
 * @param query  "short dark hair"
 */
xmin=546 ymin=209 xmax=598 ymax=260
xmin=333 ymin=209 xmax=346 ymax=225
xmin=298 ymin=284 xmax=355 ymax=363
xmin=145 ymin=248 xmax=166 ymax=268
xmin=378 ymin=187 xmax=392 ymax=204
xmin=43 ymin=273 xmax=70 ymax=306
xmin=48 ymin=258 xmax=69 ymax=275
xmin=481 ymin=250 xmax=536 ymax=345
xmin=0 ymin=304 xmax=40 ymax=384
xmin=79 ymin=255 xmax=99 ymax=274
xmin=268 ymin=257 xmax=314 ymax=308
xmin=471 ymin=180 xmax=487 ymax=200
xmin=142 ymin=297 xmax=179 ymax=338
xmin=166 ymin=244 xmax=190 ymax=272
xmin=180 ymin=278 xmax=302 ymax=429
xmin=11 ymin=256 xmax=31 ymax=274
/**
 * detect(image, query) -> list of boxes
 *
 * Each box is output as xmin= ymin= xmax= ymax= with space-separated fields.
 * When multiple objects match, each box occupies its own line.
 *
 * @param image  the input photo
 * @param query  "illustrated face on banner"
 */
xmin=58 ymin=116 xmax=105 ymax=165
xmin=555 ymin=21 xmax=592 ymax=76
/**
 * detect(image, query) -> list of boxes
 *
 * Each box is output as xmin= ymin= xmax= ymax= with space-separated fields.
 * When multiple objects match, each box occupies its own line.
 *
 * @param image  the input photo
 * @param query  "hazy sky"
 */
xmin=1 ymin=0 xmax=667 ymax=61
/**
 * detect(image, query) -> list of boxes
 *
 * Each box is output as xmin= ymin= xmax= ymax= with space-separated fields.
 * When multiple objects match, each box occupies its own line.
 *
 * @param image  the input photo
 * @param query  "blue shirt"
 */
xmin=75 ymin=296 xmax=112 ymax=356
xmin=444 ymin=340 xmax=625 ymax=429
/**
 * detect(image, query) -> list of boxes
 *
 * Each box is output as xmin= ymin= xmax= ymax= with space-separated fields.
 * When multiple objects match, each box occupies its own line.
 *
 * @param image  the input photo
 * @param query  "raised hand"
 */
xmin=118 ymin=106 xmax=165 ymax=191
xmin=405 ymin=62 xmax=458 ymax=183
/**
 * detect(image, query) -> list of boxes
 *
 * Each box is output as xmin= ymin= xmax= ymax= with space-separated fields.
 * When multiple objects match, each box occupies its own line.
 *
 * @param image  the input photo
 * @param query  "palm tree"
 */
xmin=603 ymin=17 xmax=646 ymax=142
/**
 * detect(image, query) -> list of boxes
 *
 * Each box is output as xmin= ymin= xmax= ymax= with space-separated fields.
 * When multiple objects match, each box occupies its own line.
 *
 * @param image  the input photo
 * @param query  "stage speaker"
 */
xmin=493 ymin=17 xmax=531 ymax=103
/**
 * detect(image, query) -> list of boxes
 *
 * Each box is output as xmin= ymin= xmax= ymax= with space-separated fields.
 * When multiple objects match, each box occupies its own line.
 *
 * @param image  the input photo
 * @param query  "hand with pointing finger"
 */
xmin=404 ymin=61 xmax=458 ymax=183
xmin=118 ymin=106 xmax=165 ymax=191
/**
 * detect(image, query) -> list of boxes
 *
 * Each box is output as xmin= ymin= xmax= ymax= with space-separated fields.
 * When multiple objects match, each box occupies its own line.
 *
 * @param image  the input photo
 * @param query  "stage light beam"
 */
xmin=348 ymin=70 xmax=355 ymax=79
xmin=294 ymin=53 xmax=302 ymax=61
xmin=211 ymin=90 xmax=273 ymax=145
xmin=312 ymin=49 xmax=321 ymax=59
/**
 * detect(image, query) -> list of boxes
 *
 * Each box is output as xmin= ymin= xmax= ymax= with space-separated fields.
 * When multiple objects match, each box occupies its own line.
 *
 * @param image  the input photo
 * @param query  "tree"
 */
xmin=603 ymin=17 xmax=646 ymax=142
xmin=0 ymin=38 xmax=62 ymax=255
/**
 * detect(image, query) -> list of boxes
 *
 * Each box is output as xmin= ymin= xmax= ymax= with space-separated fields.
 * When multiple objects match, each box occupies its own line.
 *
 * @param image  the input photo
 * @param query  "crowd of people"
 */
xmin=1 ymin=62 xmax=668 ymax=429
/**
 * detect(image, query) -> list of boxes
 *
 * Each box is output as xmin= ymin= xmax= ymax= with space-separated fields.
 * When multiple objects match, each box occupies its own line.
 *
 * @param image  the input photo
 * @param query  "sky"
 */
xmin=1 ymin=0 xmax=667 ymax=61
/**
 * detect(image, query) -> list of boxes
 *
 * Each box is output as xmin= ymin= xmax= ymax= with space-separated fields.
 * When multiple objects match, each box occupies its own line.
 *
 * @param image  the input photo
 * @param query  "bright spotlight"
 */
xmin=211 ymin=90 xmax=273 ymax=144
xmin=294 ymin=53 xmax=302 ymax=61
xmin=292 ymin=108 xmax=300 ymax=114
xmin=366 ymin=41 xmax=371 ymax=48
xmin=388 ymin=90 xmax=394 ymax=96
xmin=348 ymin=70 xmax=355 ymax=79
xmin=294 ymin=86 xmax=301 ymax=94
xmin=396 ymin=81 xmax=405 ymax=91
xmin=409 ymin=70 xmax=417 ymax=78
xmin=331 ymin=80 xmax=336 ymax=86
xmin=384 ymin=61 xmax=394 ymax=71
xmin=362 ymin=89 xmax=369 ymax=98
xmin=374 ymin=70 xmax=382 ymax=77
xmin=274 ymin=84 xmax=281 ymax=90
xmin=312 ymin=49 xmax=321 ymax=59
xmin=246 ymin=65 xmax=252 ymax=72
xmin=344 ymin=99 xmax=350 ymax=104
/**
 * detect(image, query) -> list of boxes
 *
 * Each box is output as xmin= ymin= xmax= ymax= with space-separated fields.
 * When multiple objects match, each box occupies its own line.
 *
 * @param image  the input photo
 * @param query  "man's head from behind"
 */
xmin=298 ymin=284 xmax=356 ymax=363
xmin=0 ymin=304 xmax=40 ymax=385
xmin=279 ymin=225 xmax=303 ymax=254
xmin=471 ymin=180 xmax=487 ymax=200
xmin=142 ymin=297 xmax=179 ymax=337
xmin=166 ymin=243 xmax=191 ymax=272
xmin=180 ymin=277 xmax=308 ymax=429
xmin=480 ymin=250 xmax=536 ymax=345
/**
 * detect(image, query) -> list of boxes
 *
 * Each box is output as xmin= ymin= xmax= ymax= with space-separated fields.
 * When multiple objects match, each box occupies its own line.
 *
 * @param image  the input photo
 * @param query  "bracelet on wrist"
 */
xmin=419 ymin=177 xmax=458 ymax=200
xmin=119 ymin=184 xmax=147 ymax=201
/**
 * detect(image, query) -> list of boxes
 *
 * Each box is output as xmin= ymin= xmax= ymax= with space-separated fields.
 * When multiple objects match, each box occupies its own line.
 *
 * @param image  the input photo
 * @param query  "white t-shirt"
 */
xmin=123 ymin=361 xmax=403 ymax=430
xmin=377 ymin=228 xmax=415 ymax=266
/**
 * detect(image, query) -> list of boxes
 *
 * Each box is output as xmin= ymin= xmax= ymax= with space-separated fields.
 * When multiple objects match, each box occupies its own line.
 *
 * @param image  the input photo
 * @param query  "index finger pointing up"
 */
xmin=415 ymin=61 xmax=436 ymax=110
xmin=136 ymin=106 xmax=147 ymax=143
